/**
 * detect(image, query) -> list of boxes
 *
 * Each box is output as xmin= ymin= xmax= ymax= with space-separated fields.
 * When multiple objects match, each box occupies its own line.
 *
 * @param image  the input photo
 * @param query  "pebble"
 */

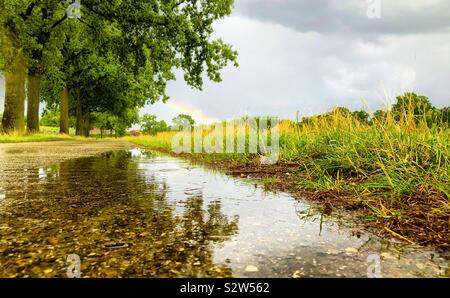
xmin=327 ymin=249 xmax=340 ymax=255
xmin=415 ymin=263 xmax=425 ymax=270
xmin=381 ymin=252 xmax=395 ymax=260
xmin=345 ymin=247 xmax=358 ymax=254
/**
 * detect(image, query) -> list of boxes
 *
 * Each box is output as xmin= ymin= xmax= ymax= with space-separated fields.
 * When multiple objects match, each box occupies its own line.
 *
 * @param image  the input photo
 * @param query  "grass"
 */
xmin=0 ymin=126 xmax=87 ymax=143
xmin=126 ymin=111 xmax=450 ymax=248
xmin=124 ymin=131 xmax=177 ymax=151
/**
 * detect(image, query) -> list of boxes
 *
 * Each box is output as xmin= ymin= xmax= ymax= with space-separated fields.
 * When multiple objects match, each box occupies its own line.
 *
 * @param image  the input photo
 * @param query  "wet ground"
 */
xmin=0 ymin=142 xmax=448 ymax=277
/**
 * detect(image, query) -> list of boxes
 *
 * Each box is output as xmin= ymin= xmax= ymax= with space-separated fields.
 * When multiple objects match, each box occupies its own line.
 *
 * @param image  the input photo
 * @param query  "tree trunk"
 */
xmin=75 ymin=88 xmax=84 ymax=136
xmin=82 ymin=112 xmax=90 ymax=137
xmin=59 ymin=87 xmax=69 ymax=134
xmin=27 ymin=73 xmax=41 ymax=133
xmin=1 ymin=33 xmax=26 ymax=134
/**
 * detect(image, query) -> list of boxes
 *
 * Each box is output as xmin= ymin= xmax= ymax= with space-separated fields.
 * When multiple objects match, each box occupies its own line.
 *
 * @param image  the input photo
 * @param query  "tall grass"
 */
xmin=124 ymin=131 xmax=177 ymax=151
xmin=279 ymin=112 xmax=450 ymax=199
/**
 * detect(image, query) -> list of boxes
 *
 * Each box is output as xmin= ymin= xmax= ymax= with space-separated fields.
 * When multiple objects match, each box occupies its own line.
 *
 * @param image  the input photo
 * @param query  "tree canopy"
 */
xmin=0 ymin=0 xmax=238 ymax=135
xmin=172 ymin=113 xmax=195 ymax=129
xmin=141 ymin=114 xmax=168 ymax=135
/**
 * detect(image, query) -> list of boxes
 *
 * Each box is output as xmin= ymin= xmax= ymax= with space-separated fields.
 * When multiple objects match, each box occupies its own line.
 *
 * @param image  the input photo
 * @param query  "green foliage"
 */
xmin=352 ymin=110 xmax=370 ymax=124
xmin=40 ymin=109 xmax=59 ymax=127
xmin=437 ymin=107 xmax=450 ymax=127
xmin=298 ymin=93 xmax=447 ymax=128
xmin=391 ymin=92 xmax=436 ymax=125
xmin=300 ymin=107 xmax=353 ymax=126
xmin=92 ymin=109 xmax=140 ymax=137
xmin=39 ymin=109 xmax=75 ymax=128
xmin=1 ymin=0 xmax=238 ymax=134
xmin=372 ymin=110 xmax=388 ymax=122
xmin=172 ymin=114 xmax=195 ymax=129
xmin=141 ymin=114 xmax=168 ymax=136
xmin=60 ymin=0 xmax=237 ymax=123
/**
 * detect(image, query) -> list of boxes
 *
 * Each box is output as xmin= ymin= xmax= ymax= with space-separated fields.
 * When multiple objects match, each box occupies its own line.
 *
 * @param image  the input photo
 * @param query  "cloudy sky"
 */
xmin=1 ymin=0 xmax=450 ymax=124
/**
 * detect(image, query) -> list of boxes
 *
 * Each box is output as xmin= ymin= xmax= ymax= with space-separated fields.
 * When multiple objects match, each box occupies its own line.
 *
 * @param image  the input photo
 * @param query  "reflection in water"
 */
xmin=0 ymin=151 xmax=238 ymax=277
xmin=0 ymin=149 xmax=448 ymax=277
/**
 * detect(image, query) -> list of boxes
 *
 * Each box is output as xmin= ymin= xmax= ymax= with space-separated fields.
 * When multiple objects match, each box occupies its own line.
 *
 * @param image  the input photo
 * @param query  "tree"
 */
xmin=372 ymin=109 xmax=388 ymax=123
xmin=92 ymin=109 xmax=139 ymax=138
xmin=391 ymin=92 xmax=435 ymax=125
xmin=172 ymin=114 xmax=195 ymax=130
xmin=141 ymin=114 xmax=168 ymax=135
xmin=352 ymin=110 xmax=370 ymax=124
xmin=24 ymin=1 xmax=68 ymax=133
xmin=63 ymin=0 xmax=237 ymax=137
xmin=437 ymin=107 xmax=450 ymax=127
xmin=0 ymin=0 xmax=69 ymax=133
xmin=1 ymin=0 xmax=238 ymax=135
xmin=67 ymin=0 xmax=237 ymax=138
xmin=92 ymin=112 xmax=112 ymax=137
xmin=331 ymin=107 xmax=351 ymax=117
xmin=111 ymin=109 xmax=140 ymax=137
xmin=40 ymin=109 xmax=59 ymax=127
xmin=0 ymin=29 xmax=26 ymax=133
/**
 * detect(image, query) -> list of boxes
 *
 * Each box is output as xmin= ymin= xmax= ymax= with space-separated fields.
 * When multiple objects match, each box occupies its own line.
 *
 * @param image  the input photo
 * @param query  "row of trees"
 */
xmin=0 ymin=0 xmax=238 ymax=136
xmin=143 ymin=93 xmax=449 ymax=136
xmin=141 ymin=113 xmax=195 ymax=135
xmin=39 ymin=111 xmax=196 ymax=137
xmin=300 ymin=93 xmax=450 ymax=127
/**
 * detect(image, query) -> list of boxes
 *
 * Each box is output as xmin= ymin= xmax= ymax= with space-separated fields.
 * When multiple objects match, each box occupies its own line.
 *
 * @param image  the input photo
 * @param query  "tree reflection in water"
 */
xmin=0 ymin=151 xmax=239 ymax=277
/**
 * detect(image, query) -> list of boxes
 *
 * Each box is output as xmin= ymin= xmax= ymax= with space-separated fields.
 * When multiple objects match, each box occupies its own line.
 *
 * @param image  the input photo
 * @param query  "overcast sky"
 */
xmin=1 ymin=0 xmax=449 ymax=124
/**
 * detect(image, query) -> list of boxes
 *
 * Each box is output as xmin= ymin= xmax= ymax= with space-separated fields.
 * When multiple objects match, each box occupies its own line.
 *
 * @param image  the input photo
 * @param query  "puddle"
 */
xmin=0 ymin=148 xmax=448 ymax=277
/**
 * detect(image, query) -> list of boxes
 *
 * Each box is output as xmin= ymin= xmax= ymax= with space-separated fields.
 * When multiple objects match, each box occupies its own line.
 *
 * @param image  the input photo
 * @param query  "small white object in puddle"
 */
xmin=245 ymin=265 xmax=259 ymax=272
xmin=129 ymin=148 xmax=143 ymax=158
xmin=38 ymin=168 xmax=46 ymax=179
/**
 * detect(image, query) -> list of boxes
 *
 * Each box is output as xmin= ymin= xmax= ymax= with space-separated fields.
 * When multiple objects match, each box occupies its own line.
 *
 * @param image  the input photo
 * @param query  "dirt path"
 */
xmin=0 ymin=141 xmax=133 ymax=170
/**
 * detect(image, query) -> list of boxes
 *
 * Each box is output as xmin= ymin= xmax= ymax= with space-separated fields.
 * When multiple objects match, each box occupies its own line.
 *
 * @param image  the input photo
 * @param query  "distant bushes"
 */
xmin=40 ymin=110 xmax=59 ymax=127
xmin=299 ymin=92 xmax=449 ymax=128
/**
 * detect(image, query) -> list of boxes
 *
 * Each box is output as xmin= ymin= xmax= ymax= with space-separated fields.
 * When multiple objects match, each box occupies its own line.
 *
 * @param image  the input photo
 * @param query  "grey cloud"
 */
xmin=151 ymin=15 xmax=450 ymax=122
xmin=234 ymin=0 xmax=450 ymax=35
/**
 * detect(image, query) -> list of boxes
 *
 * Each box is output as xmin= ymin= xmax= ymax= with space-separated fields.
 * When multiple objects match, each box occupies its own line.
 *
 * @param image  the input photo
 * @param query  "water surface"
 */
xmin=0 ymin=147 xmax=448 ymax=277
